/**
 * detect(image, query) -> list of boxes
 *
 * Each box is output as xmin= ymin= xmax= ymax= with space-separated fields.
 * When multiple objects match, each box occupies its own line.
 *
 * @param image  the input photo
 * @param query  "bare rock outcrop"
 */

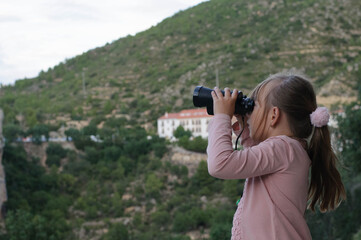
xmin=167 ymin=146 xmax=207 ymax=177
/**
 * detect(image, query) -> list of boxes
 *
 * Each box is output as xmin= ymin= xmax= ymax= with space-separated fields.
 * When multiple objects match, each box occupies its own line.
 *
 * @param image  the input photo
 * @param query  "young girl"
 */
xmin=207 ymin=72 xmax=346 ymax=240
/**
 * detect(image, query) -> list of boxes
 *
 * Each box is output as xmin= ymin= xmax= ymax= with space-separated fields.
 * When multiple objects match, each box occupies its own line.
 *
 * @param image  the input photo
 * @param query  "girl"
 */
xmin=207 ymin=72 xmax=346 ymax=240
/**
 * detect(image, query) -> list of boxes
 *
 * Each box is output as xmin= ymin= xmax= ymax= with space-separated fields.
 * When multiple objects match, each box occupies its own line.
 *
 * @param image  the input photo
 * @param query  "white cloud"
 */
xmin=0 ymin=0 xmax=206 ymax=86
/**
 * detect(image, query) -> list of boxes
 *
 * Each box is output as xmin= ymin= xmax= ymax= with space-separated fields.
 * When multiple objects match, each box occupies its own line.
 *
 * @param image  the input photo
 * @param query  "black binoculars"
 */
xmin=193 ymin=86 xmax=254 ymax=116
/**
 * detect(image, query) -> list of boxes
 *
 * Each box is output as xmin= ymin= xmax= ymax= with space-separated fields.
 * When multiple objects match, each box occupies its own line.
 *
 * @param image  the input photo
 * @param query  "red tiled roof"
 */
xmin=159 ymin=108 xmax=212 ymax=120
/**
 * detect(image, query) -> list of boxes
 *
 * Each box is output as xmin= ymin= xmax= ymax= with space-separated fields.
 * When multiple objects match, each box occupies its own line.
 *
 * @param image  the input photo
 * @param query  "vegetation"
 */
xmin=1 ymin=122 xmax=242 ymax=239
xmin=1 ymin=0 xmax=361 ymax=239
xmin=2 ymin=108 xmax=360 ymax=240
xmin=174 ymin=126 xmax=208 ymax=153
xmin=1 ymin=0 xmax=360 ymax=128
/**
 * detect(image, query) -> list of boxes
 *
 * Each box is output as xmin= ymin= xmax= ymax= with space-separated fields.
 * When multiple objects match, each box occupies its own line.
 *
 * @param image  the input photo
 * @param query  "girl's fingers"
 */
xmin=232 ymin=89 xmax=238 ymax=99
xmin=211 ymin=90 xmax=218 ymax=99
xmin=212 ymin=87 xmax=237 ymax=116
xmin=214 ymin=87 xmax=223 ymax=99
xmin=224 ymin=87 xmax=231 ymax=97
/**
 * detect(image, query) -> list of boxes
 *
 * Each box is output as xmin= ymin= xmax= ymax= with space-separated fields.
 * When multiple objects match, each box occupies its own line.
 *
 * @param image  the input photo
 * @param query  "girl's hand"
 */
xmin=211 ymin=87 xmax=238 ymax=117
xmin=234 ymin=114 xmax=248 ymax=129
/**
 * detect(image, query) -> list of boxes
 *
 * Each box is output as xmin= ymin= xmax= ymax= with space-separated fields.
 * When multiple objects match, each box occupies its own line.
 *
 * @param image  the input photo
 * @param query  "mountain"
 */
xmin=1 ymin=0 xmax=360 ymax=130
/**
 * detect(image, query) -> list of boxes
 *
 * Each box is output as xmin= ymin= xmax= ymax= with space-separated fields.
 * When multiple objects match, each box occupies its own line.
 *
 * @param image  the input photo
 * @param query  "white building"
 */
xmin=157 ymin=108 xmax=212 ymax=140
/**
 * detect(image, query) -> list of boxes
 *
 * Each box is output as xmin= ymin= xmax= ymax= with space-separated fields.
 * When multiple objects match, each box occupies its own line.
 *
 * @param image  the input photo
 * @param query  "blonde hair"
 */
xmin=251 ymin=71 xmax=346 ymax=212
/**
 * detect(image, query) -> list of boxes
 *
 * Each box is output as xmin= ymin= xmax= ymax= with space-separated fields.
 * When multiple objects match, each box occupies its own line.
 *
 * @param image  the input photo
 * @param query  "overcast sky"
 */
xmin=0 ymin=0 xmax=206 ymax=86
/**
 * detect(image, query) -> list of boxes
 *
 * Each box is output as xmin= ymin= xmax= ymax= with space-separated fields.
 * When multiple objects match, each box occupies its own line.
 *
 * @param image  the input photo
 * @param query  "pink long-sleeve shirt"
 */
xmin=207 ymin=114 xmax=312 ymax=240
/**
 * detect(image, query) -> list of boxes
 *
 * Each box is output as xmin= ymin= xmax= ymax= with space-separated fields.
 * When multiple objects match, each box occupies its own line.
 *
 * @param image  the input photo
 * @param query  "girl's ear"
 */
xmin=270 ymin=107 xmax=280 ymax=127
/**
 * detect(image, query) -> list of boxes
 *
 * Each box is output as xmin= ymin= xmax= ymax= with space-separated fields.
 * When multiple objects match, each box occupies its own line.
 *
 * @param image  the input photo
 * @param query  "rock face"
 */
xmin=0 ymin=109 xmax=7 ymax=219
xmin=168 ymin=146 xmax=207 ymax=177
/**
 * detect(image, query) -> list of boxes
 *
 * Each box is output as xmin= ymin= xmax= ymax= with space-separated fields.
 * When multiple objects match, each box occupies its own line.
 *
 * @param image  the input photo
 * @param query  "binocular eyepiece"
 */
xmin=193 ymin=86 xmax=254 ymax=116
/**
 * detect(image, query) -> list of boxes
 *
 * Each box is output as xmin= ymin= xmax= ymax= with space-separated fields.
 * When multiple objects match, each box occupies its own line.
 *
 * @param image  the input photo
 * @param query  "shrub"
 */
xmin=210 ymin=223 xmax=232 ymax=240
xmin=178 ymin=136 xmax=207 ymax=153
xmin=191 ymin=161 xmax=216 ymax=189
xmin=3 ymin=124 xmax=23 ymax=142
xmin=174 ymin=126 xmax=192 ymax=139
xmin=27 ymin=124 xmax=49 ymax=144
xmin=152 ymin=142 xmax=168 ymax=158
xmin=4 ymin=209 xmax=70 ymax=240
xmin=187 ymin=136 xmax=207 ymax=153
xmin=85 ymin=146 xmax=101 ymax=164
xmin=145 ymin=173 xmax=163 ymax=197
xmin=190 ymin=207 xmax=212 ymax=228
xmin=46 ymin=143 xmax=67 ymax=167
xmin=82 ymin=124 xmax=97 ymax=136
xmin=151 ymin=210 xmax=171 ymax=227
xmin=102 ymin=223 xmax=129 ymax=240
xmin=353 ymin=228 xmax=361 ymax=240
xmin=172 ymin=212 xmax=195 ymax=232
xmin=46 ymin=155 xmax=61 ymax=167
xmin=46 ymin=143 xmax=66 ymax=158
xmin=222 ymin=180 xmax=244 ymax=202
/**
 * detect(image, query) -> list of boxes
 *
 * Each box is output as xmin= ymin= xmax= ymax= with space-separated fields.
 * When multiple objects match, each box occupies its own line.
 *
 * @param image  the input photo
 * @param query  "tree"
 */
xmin=102 ymin=223 xmax=129 ymax=240
xmin=64 ymin=128 xmax=81 ymax=141
xmin=210 ymin=223 xmax=232 ymax=240
xmin=178 ymin=136 xmax=190 ymax=149
xmin=336 ymin=103 xmax=361 ymax=174
xmin=4 ymin=210 xmax=36 ymax=240
xmin=151 ymin=210 xmax=170 ymax=227
xmin=354 ymin=228 xmax=361 ymax=240
xmin=192 ymin=161 xmax=214 ymax=187
xmin=186 ymin=136 xmax=207 ymax=153
xmin=172 ymin=212 xmax=195 ymax=233
xmin=173 ymin=125 xmax=192 ymax=139
xmin=46 ymin=143 xmax=66 ymax=158
xmin=103 ymin=100 xmax=114 ymax=114
xmin=57 ymin=173 xmax=77 ymax=194
xmin=332 ymin=102 xmax=361 ymax=239
xmin=64 ymin=128 xmax=93 ymax=150
xmin=145 ymin=173 xmax=163 ymax=197
xmin=46 ymin=143 xmax=67 ymax=167
xmin=82 ymin=124 xmax=97 ymax=136
xmin=4 ymin=209 xmax=70 ymax=240
xmin=3 ymin=124 xmax=23 ymax=142
xmin=27 ymin=124 xmax=49 ymax=144
xmin=222 ymin=179 xmax=244 ymax=202
xmin=85 ymin=146 xmax=101 ymax=164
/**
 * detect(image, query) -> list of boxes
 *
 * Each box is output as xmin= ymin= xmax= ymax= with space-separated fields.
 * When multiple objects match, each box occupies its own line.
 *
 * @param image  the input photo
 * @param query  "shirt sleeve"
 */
xmin=207 ymin=114 xmax=288 ymax=179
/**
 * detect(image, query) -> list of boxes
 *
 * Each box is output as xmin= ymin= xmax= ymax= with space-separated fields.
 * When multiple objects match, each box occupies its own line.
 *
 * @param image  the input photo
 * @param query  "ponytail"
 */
xmin=260 ymin=72 xmax=346 ymax=212
xmin=308 ymin=126 xmax=346 ymax=212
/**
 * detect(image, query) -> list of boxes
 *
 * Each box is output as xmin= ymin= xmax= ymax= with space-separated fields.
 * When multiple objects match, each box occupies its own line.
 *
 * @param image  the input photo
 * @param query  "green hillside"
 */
xmin=1 ymin=0 xmax=360 ymax=129
xmin=1 ymin=0 xmax=361 ymax=239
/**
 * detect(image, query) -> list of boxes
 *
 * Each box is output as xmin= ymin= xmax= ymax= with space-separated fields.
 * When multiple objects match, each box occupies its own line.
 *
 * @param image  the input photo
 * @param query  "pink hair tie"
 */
xmin=310 ymin=107 xmax=330 ymax=127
